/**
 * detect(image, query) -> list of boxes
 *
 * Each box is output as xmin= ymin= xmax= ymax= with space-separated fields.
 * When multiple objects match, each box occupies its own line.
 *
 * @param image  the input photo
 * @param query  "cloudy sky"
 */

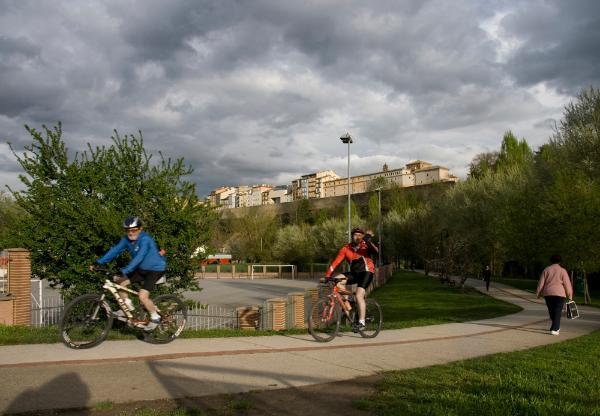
xmin=1 ymin=0 xmax=599 ymax=196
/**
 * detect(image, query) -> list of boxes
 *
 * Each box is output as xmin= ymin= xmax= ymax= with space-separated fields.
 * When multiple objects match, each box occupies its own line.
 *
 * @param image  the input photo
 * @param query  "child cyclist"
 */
xmin=92 ymin=216 xmax=166 ymax=331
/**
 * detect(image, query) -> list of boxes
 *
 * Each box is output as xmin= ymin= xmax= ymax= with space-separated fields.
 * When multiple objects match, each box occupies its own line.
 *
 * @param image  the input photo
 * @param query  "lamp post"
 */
xmin=340 ymin=133 xmax=353 ymax=241
xmin=375 ymin=187 xmax=383 ymax=267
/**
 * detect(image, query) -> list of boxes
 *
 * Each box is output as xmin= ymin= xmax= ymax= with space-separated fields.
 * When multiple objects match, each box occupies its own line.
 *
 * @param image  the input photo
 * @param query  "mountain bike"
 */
xmin=59 ymin=269 xmax=187 ymax=349
xmin=308 ymin=277 xmax=383 ymax=342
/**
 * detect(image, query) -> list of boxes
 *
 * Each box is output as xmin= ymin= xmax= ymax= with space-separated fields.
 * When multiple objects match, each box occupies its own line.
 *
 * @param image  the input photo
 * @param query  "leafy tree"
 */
xmin=367 ymin=193 xmax=380 ymax=228
xmin=313 ymin=218 xmax=348 ymax=262
xmin=468 ymin=151 xmax=499 ymax=179
xmin=294 ymin=198 xmax=314 ymax=225
xmin=496 ymin=131 xmax=534 ymax=172
xmin=0 ymin=191 xmax=25 ymax=248
xmin=8 ymin=123 xmax=214 ymax=296
xmin=225 ymin=207 xmax=278 ymax=262
xmin=272 ymin=224 xmax=317 ymax=265
xmin=550 ymin=86 xmax=600 ymax=178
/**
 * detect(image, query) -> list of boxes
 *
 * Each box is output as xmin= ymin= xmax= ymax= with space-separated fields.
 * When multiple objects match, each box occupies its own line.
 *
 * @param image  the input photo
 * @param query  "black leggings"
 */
xmin=544 ymin=296 xmax=566 ymax=331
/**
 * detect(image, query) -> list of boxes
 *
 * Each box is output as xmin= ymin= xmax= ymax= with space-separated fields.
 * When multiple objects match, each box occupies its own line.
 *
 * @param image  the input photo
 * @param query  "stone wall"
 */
xmin=220 ymin=182 xmax=452 ymax=220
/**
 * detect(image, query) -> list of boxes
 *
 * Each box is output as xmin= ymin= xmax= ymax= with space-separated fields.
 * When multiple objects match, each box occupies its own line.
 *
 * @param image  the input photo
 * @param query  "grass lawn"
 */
xmin=495 ymin=277 xmax=599 ymax=308
xmin=0 ymin=270 xmax=520 ymax=345
xmin=355 ymin=329 xmax=600 ymax=416
xmin=370 ymin=270 xmax=521 ymax=330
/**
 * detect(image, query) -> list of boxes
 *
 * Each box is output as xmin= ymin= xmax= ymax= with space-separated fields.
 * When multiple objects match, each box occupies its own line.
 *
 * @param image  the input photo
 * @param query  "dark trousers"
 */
xmin=544 ymin=296 xmax=566 ymax=331
xmin=484 ymin=279 xmax=490 ymax=291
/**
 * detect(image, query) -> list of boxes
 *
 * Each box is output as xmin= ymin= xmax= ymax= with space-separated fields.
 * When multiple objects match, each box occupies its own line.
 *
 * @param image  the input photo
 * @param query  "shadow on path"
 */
xmin=4 ymin=373 xmax=90 ymax=415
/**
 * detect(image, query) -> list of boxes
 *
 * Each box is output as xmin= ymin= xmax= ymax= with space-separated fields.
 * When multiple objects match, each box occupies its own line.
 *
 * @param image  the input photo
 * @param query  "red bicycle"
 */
xmin=308 ymin=277 xmax=383 ymax=342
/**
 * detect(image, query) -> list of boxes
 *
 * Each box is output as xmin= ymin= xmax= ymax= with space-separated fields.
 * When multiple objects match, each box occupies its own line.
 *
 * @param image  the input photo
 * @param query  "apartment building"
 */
xmin=251 ymin=184 xmax=273 ymax=206
xmin=209 ymin=186 xmax=237 ymax=207
xmin=291 ymin=170 xmax=339 ymax=200
xmin=323 ymin=161 xmax=457 ymax=198
xmin=207 ymin=160 xmax=457 ymax=208
xmin=265 ymin=185 xmax=292 ymax=204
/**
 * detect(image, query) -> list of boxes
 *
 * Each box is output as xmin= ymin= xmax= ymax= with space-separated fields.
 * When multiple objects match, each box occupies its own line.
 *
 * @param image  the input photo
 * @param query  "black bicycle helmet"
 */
xmin=351 ymin=227 xmax=365 ymax=235
xmin=122 ymin=216 xmax=143 ymax=230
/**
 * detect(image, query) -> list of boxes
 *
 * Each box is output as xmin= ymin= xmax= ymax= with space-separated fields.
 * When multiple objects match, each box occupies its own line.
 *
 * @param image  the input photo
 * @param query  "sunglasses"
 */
xmin=126 ymin=228 xmax=141 ymax=233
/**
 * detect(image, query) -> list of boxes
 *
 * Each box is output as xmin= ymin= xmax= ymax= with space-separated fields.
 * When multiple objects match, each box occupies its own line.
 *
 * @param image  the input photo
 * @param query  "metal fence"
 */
xmin=185 ymin=304 xmax=239 ymax=330
xmin=29 ymin=296 xmax=240 ymax=331
xmin=31 ymin=296 xmax=64 ymax=327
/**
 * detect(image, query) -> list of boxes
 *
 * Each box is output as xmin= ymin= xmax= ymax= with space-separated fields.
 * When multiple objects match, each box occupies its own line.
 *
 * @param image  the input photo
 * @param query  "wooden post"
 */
xmin=232 ymin=264 xmax=236 ymax=278
xmin=263 ymin=265 xmax=267 ymax=277
xmin=310 ymin=263 xmax=314 ymax=279
xmin=201 ymin=265 xmax=206 ymax=279
xmin=278 ymin=265 xmax=282 ymax=279
xmin=216 ymin=264 xmax=220 ymax=279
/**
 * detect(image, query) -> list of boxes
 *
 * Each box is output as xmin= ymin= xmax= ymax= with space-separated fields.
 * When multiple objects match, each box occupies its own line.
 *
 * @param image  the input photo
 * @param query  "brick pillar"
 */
xmin=0 ymin=296 xmax=14 ymax=324
xmin=237 ymin=306 xmax=259 ymax=330
xmin=267 ymin=298 xmax=286 ymax=331
xmin=7 ymin=249 xmax=31 ymax=326
xmin=288 ymin=292 xmax=306 ymax=328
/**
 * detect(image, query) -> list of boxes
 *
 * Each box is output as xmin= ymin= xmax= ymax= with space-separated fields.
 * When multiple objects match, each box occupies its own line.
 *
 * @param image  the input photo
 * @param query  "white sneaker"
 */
xmin=551 ymin=330 xmax=560 ymax=336
xmin=144 ymin=318 xmax=161 ymax=332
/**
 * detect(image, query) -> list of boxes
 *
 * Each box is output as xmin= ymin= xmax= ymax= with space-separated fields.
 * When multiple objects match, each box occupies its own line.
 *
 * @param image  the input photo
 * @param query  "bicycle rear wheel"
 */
xmin=308 ymin=298 xmax=340 ymax=342
xmin=59 ymin=293 xmax=113 ymax=349
xmin=142 ymin=294 xmax=187 ymax=344
xmin=359 ymin=298 xmax=383 ymax=338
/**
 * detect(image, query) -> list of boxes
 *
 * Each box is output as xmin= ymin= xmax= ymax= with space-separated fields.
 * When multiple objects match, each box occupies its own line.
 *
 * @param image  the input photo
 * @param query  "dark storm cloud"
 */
xmin=0 ymin=0 xmax=597 ymax=194
xmin=503 ymin=0 xmax=600 ymax=94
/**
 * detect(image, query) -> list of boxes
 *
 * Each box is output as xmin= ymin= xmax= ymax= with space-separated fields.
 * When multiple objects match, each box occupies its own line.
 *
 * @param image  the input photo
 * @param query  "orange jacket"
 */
xmin=326 ymin=241 xmax=378 ymax=277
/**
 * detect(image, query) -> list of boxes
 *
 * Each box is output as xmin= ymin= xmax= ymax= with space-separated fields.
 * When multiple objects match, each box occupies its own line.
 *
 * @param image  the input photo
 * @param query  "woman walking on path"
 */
xmin=536 ymin=254 xmax=573 ymax=336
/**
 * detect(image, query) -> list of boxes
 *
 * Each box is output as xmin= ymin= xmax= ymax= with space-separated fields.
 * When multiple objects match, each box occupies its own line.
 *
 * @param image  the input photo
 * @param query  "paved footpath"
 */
xmin=1 ymin=278 xmax=599 ymax=414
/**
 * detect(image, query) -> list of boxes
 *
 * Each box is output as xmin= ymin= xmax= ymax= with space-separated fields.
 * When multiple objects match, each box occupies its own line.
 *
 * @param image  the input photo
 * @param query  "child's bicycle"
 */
xmin=308 ymin=277 xmax=383 ymax=342
xmin=59 ymin=269 xmax=187 ymax=349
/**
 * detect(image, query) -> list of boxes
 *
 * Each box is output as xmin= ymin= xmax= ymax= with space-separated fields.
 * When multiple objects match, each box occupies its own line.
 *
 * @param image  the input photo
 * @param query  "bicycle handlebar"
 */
xmin=319 ymin=276 xmax=345 ymax=284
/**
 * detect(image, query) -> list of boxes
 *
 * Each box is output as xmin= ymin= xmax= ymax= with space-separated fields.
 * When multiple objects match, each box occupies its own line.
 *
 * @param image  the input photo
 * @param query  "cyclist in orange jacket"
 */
xmin=326 ymin=227 xmax=379 ymax=330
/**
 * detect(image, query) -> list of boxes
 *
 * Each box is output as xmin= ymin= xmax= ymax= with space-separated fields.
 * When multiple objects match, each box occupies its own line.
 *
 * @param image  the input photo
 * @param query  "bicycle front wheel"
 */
xmin=143 ymin=294 xmax=187 ymax=344
xmin=59 ymin=293 xmax=113 ymax=349
xmin=308 ymin=298 xmax=340 ymax=342
xmin=359 ymin=298 xmax=383 ymax=338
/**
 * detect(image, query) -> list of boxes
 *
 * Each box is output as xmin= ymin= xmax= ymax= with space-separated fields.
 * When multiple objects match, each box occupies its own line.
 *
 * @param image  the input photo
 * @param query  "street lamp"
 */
xmin=340 ymin=133 xmax=353 ymax=241
xmin=375 ymin=187 xmax=383 ymax=267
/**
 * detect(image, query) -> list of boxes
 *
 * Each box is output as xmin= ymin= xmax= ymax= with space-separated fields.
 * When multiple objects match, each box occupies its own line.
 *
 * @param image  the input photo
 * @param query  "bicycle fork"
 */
xmin=89 ymin=294 xmax=106 ymax=320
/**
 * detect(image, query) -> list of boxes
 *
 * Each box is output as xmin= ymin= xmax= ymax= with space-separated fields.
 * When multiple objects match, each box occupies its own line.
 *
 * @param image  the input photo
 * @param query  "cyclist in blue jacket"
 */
xmin=93 ymin=216 xmax=166 ymax=330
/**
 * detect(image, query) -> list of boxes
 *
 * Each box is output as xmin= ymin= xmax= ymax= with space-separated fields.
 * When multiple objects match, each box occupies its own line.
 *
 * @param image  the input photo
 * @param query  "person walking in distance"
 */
xmin=536 ymin=254 xmax=573 ymax=336
xmin=483 ymin=265 xmax=492 ymax=291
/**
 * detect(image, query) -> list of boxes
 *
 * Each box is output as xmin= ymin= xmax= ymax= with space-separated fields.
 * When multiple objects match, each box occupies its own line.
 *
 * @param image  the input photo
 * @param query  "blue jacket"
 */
xmin=97 ymin=231 xmax=166 ymax=275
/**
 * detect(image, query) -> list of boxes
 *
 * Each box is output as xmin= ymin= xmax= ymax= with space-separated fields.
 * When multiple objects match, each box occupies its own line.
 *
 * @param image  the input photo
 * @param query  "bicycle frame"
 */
xmin=98 ymin=279 xmax=141 ymax=320
xmin=323 ymin=283 xmax=353 ymax=321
